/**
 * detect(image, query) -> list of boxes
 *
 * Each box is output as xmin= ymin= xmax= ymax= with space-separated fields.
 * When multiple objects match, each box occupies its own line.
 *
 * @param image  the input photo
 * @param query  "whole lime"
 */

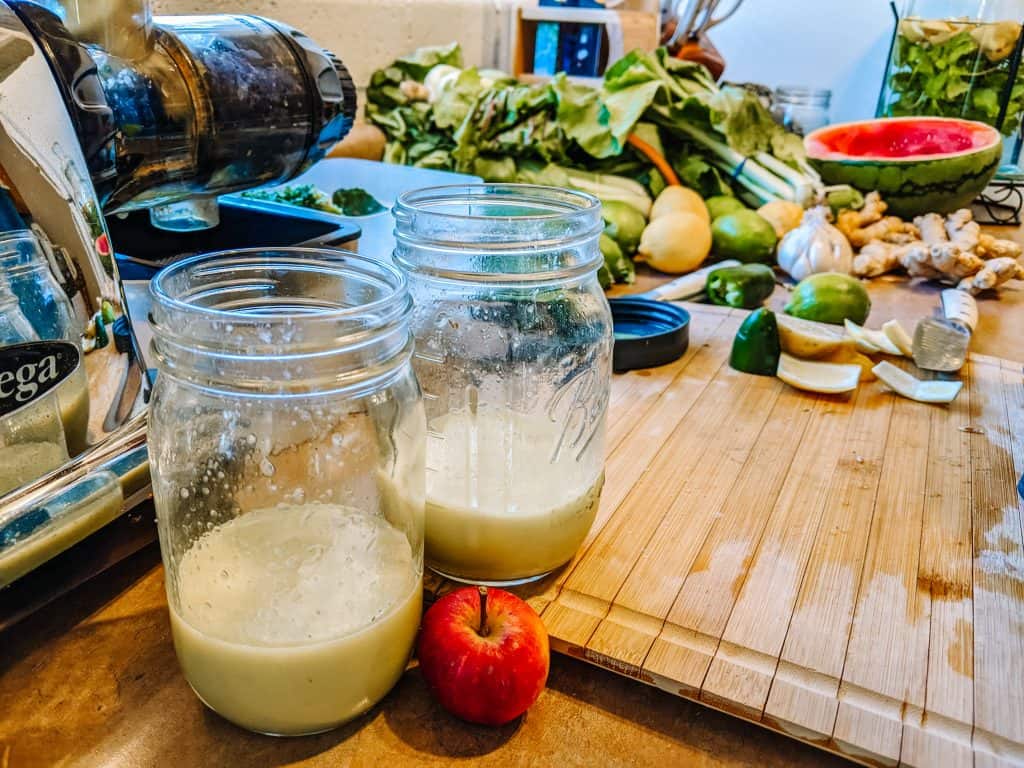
xmin=785 ymin=272 xmax=871 ymax=326
xmin=602 ymin=200 xmax=647 ymax=255
xmin=705 ymin=195 xmax=747 ymax=222
xmin=711 ymin=210 xmax=778 ymax=264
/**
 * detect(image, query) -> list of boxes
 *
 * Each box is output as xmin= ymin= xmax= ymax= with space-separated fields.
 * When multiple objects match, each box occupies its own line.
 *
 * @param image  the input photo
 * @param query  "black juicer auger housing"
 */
xmin=10 ymin=0 xmax=357 ymax=230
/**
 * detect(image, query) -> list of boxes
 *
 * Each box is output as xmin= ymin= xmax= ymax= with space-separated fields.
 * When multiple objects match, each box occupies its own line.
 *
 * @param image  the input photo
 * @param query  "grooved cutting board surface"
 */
xmin=441 ymin=304 xmax=1024 ymax=768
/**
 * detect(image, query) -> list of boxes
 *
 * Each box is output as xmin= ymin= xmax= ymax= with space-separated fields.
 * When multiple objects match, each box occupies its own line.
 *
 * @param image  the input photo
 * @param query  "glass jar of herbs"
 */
xmin=877 ymin=0 xmax=1024 ymax=177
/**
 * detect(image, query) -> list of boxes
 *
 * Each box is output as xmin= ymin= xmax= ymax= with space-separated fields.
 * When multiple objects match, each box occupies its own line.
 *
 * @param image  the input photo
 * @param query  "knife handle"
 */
xmin=941 ymin=289 xmax=978 ymax=333
xmin=638 ymin=259 xmax=742 ymax=302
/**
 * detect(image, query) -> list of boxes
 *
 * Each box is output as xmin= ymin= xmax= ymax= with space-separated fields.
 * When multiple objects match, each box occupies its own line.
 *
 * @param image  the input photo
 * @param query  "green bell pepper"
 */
xmin=92 ymin=311 xmax=109 ymax=350
xmin=730 ymin=307 xmax=781 ymax=377
xmin=706 ymin=264 xmax=775 ymax=309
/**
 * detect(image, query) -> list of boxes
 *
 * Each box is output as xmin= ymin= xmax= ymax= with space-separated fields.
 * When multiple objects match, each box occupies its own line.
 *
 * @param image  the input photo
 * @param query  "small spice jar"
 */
xmin=393 ymin=184 xmax=613 ymax=585
xmin=771 ymin=86 xmax=832 ymax=136
xmin=147 ymin=249 xmax=425 ymax=736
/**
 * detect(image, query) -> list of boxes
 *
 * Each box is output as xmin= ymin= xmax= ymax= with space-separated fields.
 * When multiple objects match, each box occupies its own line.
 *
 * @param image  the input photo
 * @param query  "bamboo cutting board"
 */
xmin=432 ymin=303 xmax=1024 ymax=768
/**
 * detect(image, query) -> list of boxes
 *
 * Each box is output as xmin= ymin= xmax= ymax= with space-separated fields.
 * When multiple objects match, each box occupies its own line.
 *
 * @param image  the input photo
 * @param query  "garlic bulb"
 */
xmin=777 ymin=207 xmax=853 ymax=281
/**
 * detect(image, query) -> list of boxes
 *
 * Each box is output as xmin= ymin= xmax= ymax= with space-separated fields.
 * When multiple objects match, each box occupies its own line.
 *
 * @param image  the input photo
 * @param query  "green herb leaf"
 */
xmin=331 ymin=188 xmax=385 ymax=216
xmin=884 ymin=22 xmax=1024 ymax=137
xmin=241 ymin=184 xmax=340 ymax=214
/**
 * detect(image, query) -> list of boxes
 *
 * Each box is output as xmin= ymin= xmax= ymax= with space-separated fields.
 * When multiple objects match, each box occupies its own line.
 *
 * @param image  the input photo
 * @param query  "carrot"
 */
xmin=627 ymin=133 xmax=681 ymax=187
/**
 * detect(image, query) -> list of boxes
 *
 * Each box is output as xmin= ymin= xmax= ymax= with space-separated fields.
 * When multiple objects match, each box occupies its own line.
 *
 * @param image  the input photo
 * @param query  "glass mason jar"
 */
xmin=393 ymin=184 xmax=613 ymax=586
xmin=148 ymin=249 xmax=425 ymax=736
xmin=0 ymin=231 xmax=79 ymax=343
xmin=877 ymin=0 xmax=1024 ymax=176
xmin=0 ymin=279 xmax=69 ymax=497
xmin=771 ymin=87 xmax=832 ymax=136
xmin=0 ymin=230 xmax=90 ymax=456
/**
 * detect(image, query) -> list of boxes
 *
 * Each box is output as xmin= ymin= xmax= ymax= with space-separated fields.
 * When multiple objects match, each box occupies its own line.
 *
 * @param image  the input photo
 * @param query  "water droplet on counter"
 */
xmin=260 ymin=459 xmax=275 ymax=477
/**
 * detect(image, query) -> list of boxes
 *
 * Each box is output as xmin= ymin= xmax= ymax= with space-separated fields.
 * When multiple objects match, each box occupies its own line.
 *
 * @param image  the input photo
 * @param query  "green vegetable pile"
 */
xmin=367 ymin=44 xmax=827 ymax=285
xmin=241 ymin=185 xmax=385 ymax=217
xmin=884 ymin=19 xmax=1024 ymax=137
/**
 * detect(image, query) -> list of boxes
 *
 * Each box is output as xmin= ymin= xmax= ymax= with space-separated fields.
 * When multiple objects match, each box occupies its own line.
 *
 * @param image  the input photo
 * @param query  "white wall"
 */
xmin=154 ymin=0 xmax=896 ymax=124
xmin=704 ymin=0 xmax=896 ymax=123
xmin=153 ymin=0 xmax=515 ymax=102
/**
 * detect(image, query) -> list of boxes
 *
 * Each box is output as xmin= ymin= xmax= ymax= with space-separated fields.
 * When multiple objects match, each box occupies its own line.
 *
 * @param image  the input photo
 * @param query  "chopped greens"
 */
xmin=331 ymin=188 xmax=385 ymax=216
xmin=241 ymin=184 xmax=340 ymax=214
xmin=241 ymin=185 xmax=386 ymax=217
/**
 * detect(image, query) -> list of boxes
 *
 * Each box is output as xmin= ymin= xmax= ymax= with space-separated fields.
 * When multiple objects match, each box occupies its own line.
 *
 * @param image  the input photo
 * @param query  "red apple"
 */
xmin=418 ymin=586 xmax=550 ymax=726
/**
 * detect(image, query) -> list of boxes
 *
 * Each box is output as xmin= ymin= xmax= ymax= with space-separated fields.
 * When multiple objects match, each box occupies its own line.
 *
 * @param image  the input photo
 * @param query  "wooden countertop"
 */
xmin=611 ymin=230 xmax=1024 ymax=364
xmin=1 ymin=227 xmax=1021 ymax=768
xmin=0 ymin=545 xmax=850 ymax=768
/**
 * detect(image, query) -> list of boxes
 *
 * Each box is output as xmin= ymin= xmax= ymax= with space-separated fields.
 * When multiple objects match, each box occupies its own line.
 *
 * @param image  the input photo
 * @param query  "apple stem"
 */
xmin=478 ymin=586 xmax=489 ymax=637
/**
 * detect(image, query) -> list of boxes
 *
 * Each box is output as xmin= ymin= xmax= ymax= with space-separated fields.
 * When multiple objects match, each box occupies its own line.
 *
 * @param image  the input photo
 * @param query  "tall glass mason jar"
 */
xmin=393 ymin=185 xmax=613 ymax=585
xmin=148 ymin=249 xmax=425 ymax=736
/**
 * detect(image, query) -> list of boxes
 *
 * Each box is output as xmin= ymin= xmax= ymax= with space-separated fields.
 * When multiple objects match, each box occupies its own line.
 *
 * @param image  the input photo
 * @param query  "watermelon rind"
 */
xmin=804 ymin=117 xmax=1002 ymax=219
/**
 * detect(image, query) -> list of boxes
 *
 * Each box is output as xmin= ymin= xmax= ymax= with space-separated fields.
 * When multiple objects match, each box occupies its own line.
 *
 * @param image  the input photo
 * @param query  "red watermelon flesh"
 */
xmin=806 ymin=118 xmax=999 ymax=161
xmin=804 ymin=117 xmax=1002 ymax=217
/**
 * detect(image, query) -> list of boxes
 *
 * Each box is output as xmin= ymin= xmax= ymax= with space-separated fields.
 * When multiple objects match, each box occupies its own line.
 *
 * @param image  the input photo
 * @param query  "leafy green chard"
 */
xmin=599 ymin=233 xmax=635 ymax=287
xmin=365 ymin=43 xmax=464 ymax=168
xmin=366 ymin=44 xmax=830 ymax=286
xmin=366 ymin=45 xmax=823 ymax=209
xmin=884 ymin=20 xmax=1024 ymax=138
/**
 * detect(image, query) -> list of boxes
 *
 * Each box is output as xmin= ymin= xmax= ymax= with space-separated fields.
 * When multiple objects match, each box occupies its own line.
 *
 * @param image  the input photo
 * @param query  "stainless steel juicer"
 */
xmin=0 ymin=0 xmax=358 ymax=591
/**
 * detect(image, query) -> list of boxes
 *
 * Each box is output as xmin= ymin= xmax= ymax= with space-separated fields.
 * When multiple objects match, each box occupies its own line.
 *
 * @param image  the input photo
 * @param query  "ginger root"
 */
xmin=977 ymin=232 xmax=1023 ymax=260
xmin=900 ymin=243 xmax=947 ymax=280
xmin=958 ymin=257 xmax=1024 ymax=294
xmin=915 ymin=212 xmax=949 ymax=246
xmin=944 ymin=209 xmax=981 ymax=252
xmin=838 ymin=193 xmax=919 ymax=248
xmin=853 ymin=241 xmax=904 ymax=278
xmin=837 ymin=191 xmax=887 ymax=232
xmin=900 ymin=242 xmax=987 ymax=282
xmin=848 ymin=202 xmax=1022 ymax=294
xmin=849 ymin=217 xmax=918 ymax=249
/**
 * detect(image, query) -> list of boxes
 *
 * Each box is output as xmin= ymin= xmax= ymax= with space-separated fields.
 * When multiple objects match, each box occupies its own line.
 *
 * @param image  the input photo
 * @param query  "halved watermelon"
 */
xmin=805 ymin=117 xmax=1002 ymax=218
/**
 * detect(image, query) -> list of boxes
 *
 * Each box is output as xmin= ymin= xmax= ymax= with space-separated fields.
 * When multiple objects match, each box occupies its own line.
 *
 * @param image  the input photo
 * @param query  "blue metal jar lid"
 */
xmin=609 ymin=298 xmax=690 ymax=373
